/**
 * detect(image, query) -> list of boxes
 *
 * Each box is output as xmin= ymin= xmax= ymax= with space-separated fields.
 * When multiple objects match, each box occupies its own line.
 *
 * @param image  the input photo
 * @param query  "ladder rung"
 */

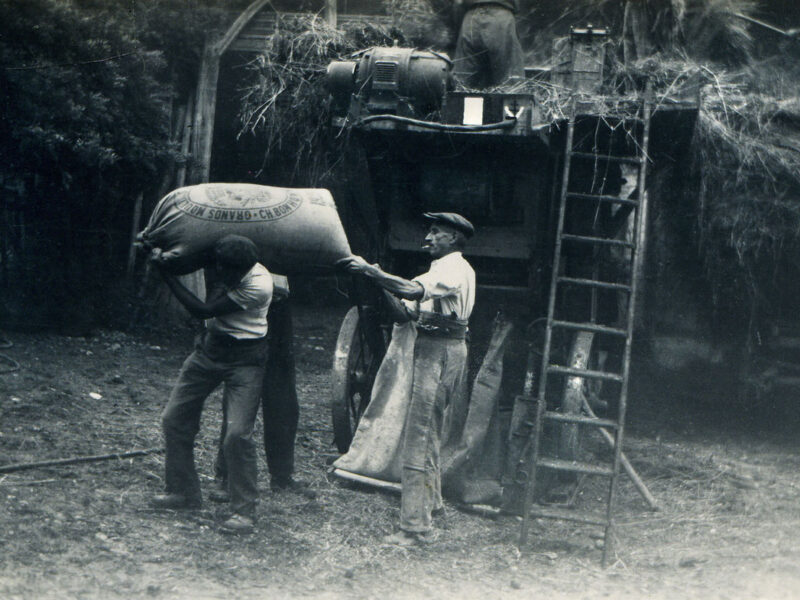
xmin=551 ymin=320 xmax=628 ymax=336
xmin=547 ymin=365 xmax=624 ymax=382
xmin=567 ymin=192 xmax=639 ymax=207
xmin=570 ymin=151 xmax=643 ymax=165
xmin=573 ymin=100 xmax=646 ymax=119
xmin=514 ymin=394 xmax=538 ymax=403
xmin=561 ymin=234 xmax=635 ymax=248
xmin=557 ymin=277 xmax=632 ymax=292
xmin=528 ymin=505 xmax=608 ymax=527
xmin=542 ymin=411 xmax=619 ymax=429
xmin=538 ymin=457 xmax=615 ymax=477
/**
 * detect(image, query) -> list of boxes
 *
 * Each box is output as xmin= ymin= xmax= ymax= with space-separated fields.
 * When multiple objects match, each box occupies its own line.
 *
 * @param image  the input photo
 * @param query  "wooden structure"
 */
xmin=185 ymin=0 xmax=390 ymax=185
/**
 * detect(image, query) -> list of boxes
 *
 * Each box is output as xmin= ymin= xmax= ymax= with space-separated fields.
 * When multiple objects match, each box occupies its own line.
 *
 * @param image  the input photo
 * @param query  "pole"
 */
xmin=126 ymin=192 xmax=144 ymax=279
xmin=0 ymin=448 xmax=163 ymax=474
xmin=325 ymin=0 xmax=337 ymax=28
xmin=581 ymin=397 xmax=659 ymax=511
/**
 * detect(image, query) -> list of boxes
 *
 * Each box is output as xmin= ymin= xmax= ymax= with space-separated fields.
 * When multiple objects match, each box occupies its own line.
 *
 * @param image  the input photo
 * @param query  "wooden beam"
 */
xmin=188 ymin=39 xmax=220 ymax=185
xmin=214 ymin=0 xmax=272 ymax=55
xmin=126 ymin=191 xmax=143 ymax=279
xmin=188 ymin=0 xmax=272 ymax=184
xmin=175 ymin=95 xmax=194 ymax=188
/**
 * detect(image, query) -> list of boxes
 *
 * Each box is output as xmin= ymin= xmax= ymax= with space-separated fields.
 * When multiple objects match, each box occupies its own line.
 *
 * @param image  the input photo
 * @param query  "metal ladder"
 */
xmin=518 ymin=93 xmax=653 ymax=566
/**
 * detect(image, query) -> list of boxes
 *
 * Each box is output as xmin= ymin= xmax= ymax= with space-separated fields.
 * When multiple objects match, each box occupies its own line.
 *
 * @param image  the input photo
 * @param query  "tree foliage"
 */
xmin=0 ymin=0 xmax=232 ymax=329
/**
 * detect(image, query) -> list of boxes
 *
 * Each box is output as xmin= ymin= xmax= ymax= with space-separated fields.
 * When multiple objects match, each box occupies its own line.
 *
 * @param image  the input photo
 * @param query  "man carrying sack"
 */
xmin=338 ymin=212 xmax=476 ymax=545
xmin=150 ymin=234 xmax=273 ymax=535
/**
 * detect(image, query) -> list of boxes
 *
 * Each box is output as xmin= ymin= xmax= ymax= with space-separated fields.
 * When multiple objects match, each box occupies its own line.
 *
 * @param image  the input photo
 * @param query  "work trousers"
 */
xmin=453 ymin=5 xmax=525 ymax=89
xmin=400 ymin=334 xmax=468 ymax=533
xmin=162 ymin=333 xmax=267 ymax=519
xmin=215 ymin=298 xmax=298 ymax=484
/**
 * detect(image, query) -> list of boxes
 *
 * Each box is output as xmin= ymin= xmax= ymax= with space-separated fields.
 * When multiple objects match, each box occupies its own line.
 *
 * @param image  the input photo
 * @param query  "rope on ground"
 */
xmin=0 ymin=332 xmax=19 ymax=374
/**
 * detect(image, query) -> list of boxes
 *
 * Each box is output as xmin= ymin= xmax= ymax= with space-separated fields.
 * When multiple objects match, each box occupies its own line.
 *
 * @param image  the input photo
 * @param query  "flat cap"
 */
xmin=423 ymin=212 xmax=475 ymax=238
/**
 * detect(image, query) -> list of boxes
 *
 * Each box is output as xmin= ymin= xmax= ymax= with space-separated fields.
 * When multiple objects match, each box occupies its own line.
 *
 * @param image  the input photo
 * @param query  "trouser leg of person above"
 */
xmin=453 ymin=6 xmax=525 ymax=88
xmin=399 ymin=335 xmax=468 ymax=534
xmin=160 ymin=347 xmax=225 ymax=507
xmin=214 ymin=300 xmax=301 ymax=492
xmin=453 ymin=8 xmax=491 ymax=88
xmin=486 ymin=9 xmax=525 ymax=86
xmin=221 ymin=363 xmax=265 ymax=520
xmin=262 ymin=299 xmax=299 ymax=487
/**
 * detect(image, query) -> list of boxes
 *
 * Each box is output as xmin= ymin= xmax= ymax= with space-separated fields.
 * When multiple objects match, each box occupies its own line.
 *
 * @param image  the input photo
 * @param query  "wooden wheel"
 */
xmin=331 ymin=306 xmax=384 ymax=453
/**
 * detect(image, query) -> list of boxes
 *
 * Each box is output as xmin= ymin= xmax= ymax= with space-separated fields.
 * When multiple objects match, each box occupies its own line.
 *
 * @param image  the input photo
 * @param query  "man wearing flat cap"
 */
xmin=339 ymin=212 xmax=476 ymax=545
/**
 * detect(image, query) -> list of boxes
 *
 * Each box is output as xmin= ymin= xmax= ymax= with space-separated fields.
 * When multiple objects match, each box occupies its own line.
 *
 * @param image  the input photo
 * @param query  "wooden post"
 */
xmin=175 ymin=95 xmax=194 ymax=189
xmin=188 ymin=40 xmax=221 ymax=185
xmin=126 ymin=192 xmax=144 ymax=279
xmin=325 ymin=0 xmax=337 ymax=28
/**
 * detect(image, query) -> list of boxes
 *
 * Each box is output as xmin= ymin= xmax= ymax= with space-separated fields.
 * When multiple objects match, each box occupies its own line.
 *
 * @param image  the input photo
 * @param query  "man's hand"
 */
xmin=148 ymin=248 xmax=170 ymax=278
xmin=336 ymin=255 xmax=375 ymax=275
xmin=336 ymin=255 xmax=424 ymax=301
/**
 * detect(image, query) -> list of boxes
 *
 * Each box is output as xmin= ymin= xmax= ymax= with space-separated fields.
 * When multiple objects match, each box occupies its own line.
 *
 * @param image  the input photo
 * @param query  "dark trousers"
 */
xmin=216 ymin=298 xmax=298 ymax=484
xmin=162 ymin=333 xmax=267 ymax=519
xmin=453 ymin=5 xmax=525 ymax=89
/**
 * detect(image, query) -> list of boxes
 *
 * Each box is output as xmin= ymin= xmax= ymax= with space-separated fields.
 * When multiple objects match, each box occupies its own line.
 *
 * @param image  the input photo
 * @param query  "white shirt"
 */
xmin=207 ymin=263 xmax=273 ymax=339
xmin=411 ymin=251 xmax=475 ymax=320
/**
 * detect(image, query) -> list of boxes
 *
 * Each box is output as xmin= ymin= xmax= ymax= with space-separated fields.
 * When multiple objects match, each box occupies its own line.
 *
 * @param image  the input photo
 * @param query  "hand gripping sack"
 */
xmin=137 ymin=183 xmax=352 ymax=274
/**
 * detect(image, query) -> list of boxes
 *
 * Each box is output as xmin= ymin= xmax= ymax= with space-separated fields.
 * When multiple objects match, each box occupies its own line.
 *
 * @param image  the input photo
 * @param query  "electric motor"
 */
xmin=326 ymin=47 xmax=452 ymax=118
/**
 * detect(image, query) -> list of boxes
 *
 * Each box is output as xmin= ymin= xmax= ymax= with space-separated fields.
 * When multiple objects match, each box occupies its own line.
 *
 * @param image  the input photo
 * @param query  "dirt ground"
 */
xmin=1 ymin=301 xmax=799 ymax=600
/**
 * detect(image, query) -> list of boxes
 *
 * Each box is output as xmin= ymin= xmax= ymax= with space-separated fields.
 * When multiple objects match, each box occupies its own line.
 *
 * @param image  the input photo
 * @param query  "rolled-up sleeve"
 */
xmin=414 ymin=268 xmax=462 ymax=303
xmin=227 ymin=273 xmax=272 ymax=311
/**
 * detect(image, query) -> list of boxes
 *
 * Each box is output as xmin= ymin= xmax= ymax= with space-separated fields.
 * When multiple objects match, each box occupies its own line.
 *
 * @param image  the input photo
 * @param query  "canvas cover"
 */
xmin=137 ymin=183 xmax=351 ymax=275
xmin=334 ymin=316 xmax=514 ymax=506
xmin=333 ymin=322 xmax=417 ymax=483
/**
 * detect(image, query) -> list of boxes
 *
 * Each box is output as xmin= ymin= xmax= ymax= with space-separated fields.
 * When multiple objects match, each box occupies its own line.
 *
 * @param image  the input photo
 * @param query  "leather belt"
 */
xmin=416 ymin=311 xmax=468 ymax=340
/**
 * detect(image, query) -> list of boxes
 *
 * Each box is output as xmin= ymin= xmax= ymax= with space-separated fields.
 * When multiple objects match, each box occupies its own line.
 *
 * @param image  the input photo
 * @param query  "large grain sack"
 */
xmin=137 ymin=183 xmax=351 ymax=274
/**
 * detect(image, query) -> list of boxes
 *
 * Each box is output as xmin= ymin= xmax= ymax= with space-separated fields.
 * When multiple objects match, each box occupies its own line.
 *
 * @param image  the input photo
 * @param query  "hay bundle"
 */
xmin=690 ymin=75 xmax=800 ymax=313
xmin=619 ymin=0 xmax=754 ymax=64
xmin=385 ymin=0 xmax=456 ymax=49
xmin=237 ymin=14 xmax=404 ymax=184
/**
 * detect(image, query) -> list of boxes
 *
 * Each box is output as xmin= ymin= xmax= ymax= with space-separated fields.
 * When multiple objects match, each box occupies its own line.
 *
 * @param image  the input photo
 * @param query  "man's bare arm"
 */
xmin=157 ymin=269 xmax=241 ymax=319
xmin=338 ymin=256 xmax=424 ymax=301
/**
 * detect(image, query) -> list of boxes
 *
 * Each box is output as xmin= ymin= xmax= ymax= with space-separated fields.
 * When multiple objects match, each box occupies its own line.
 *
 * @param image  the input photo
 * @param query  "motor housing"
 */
xmin=327 ymin=47 xmax=452 ymax=118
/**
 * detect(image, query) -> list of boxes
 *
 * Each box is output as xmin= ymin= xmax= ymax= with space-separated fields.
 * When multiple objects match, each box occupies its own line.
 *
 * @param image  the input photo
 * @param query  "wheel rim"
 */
xmin=331 ymin=307 xmax=381 ymax=453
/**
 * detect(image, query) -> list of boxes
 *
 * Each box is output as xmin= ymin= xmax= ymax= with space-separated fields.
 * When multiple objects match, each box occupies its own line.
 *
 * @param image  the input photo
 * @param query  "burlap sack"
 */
xmin=137 ymin=183 xmax=351 ymax=274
